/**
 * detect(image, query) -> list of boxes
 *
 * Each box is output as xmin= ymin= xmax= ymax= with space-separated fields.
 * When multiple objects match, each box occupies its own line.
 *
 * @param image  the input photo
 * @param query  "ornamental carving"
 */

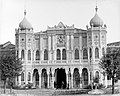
xmin=57 ymin=35 xmax=66 ymax=47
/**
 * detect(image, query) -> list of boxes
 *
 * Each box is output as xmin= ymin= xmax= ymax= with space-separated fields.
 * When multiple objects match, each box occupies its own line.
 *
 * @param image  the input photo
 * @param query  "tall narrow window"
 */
xmin=75 ymin=49 xmax=79 ymax=59
xmin=21 ymin=50 xmax=24 ymax=60
xmin=57 ymin=49 xmax=61 ymax=60
xmin=36 ymin=50 xmax=40 ymax=60
xmin=21 ymin=72 xmax=24 ymax=81
xmin=102 ymin=48 xmax=105 ymax=56
xmin=83 ymin=48 xmax=88 ymax=59
xmin=95 ymin=47 xmax=99 ymax=58
xmin=28 ymin=50 xmax=31 ymax=60
xmin=16 ymin=50 xmax=18 ymax=58
xmin=89 ymin=48 xmax=92 ymax=59
xmin=44 ymin=49 xmax=48 ymax=60
xmin=62 ymin=49 xmax=66 ymax=60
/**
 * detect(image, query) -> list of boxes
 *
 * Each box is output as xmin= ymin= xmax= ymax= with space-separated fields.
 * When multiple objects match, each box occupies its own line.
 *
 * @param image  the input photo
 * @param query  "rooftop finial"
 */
xmin=95 ymin=6 xmax=98 ymax=12
xmin=24 ymin=9 xmax=27 ymax=16
xmin=95 ymin=0 xmax=98 ymax=12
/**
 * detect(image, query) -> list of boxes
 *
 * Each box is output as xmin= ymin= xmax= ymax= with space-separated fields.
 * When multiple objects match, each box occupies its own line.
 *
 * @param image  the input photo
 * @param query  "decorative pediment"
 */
xmin=57 ymin=22 xmax=65 ymax=28
xmin=47 ymin=22 xmax=74 ymax=30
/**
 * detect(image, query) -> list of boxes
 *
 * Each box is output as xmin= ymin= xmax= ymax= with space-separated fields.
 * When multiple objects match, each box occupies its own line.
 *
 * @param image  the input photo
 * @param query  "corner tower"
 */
xmin=15 ymin=10 xmax=34 ymax=85
xmin=86 ymin=6 xmax=107 ymax=84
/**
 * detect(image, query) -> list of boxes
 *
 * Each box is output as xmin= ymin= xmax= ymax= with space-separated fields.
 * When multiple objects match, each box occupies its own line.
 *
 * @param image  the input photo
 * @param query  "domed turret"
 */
xmin=90 ymin=6 xmax=103 ymax=27
xmin=19 ymin=10 xmax=33 ymax=30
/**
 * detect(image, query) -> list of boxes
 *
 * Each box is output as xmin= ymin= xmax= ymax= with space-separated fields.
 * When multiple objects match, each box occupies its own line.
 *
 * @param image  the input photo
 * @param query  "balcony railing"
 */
xmin=31 ymin=59 xmax=90 ymax=65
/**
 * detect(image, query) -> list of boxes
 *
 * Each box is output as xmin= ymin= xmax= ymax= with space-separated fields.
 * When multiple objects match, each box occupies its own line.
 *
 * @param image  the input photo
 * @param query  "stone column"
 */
xmin=48 ymin=51 xmax=52 ymax=61
xmin=71 ymin=35 xmax=74 ymax=50
xmin=39 ymin=72 xmax=41 ymax=88
xmin=54 ymin=50 xmax=56 ymax=60
xmin=30 ymin=72 xmax=33 ymax=83
xmin=40 ymin=36 xmax=43 ymax=51
xmin=79 ymin=68 xmax=82 ymax=88
xmin=88 ymin=70 xmax=91 ymax=85
xmin=48 ymin=35 xmax=51 ymax=51
xmin=71 ymin=73 xmax=73 ymax=88
xmin=87 ymin=48 xmax=90 ymax=62
xmin=18 ymin=75 xmax=21 ymax=86
xmin=92 ymin=47 xmax=95 ymax=62
xmin=40 ymin=50 xmax=44 ymax=60
xmin=66 ymin=35 xmax=69 ymax=50
xmin=52 ymin=35 xmax=55 ymax=50
xmin=65 ymin=69 xmax=68 ymax=88
xmin=52 ymin=70 xmax=55 ymax=89
xmin=105 ymin=73 xmax=108 ymax=88
xmin=47 ymin=70 xmax=50 ymax=88
xmin=33 ymin=50 xmax=35 ymax=61
xmin=19 ymin=49 xmax=21 ymax=59
xmin=25 ymin=71 xmax=28 ymax=84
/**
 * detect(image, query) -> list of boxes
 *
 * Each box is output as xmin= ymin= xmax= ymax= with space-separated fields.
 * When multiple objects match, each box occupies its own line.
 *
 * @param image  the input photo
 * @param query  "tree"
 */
xmin=99 ymin=48 xmax=120 ymax=94
xmin=0 ymin=53 xmax=23 ymax=94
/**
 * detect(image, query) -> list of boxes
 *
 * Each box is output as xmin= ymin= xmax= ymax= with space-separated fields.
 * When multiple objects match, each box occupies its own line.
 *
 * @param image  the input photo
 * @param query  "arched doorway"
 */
xmin=73 ymin=68 xmax=80 ymax=88
xmin=55 ymin=68 xmax=66 ymax=89
xmin=33 ymin=69 xmax=39 ymax=87
xmin=82 ymin=68 xmax=88 ymax=86
xmin=41 ymin=69 xmax=48 ymax=88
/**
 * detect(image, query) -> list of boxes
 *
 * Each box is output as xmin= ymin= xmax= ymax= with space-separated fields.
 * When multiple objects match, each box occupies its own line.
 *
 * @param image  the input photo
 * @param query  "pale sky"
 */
xmin=0 ymin=0 xmax=120 ymax=44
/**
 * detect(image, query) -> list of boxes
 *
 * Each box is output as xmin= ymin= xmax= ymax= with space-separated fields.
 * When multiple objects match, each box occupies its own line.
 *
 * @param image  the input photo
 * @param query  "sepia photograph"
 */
xmin=0 ymin=0 xmax=120 ymax=96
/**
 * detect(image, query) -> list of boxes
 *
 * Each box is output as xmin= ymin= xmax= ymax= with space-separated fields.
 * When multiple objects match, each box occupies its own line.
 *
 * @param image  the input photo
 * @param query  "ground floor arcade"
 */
xmin=16 ymin=67 xmax=108 ymax=89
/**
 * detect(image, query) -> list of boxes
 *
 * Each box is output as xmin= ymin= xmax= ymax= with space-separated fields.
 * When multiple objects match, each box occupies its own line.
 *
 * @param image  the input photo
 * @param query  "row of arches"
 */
xmin=20 ymin=68 xmax=100 ymax=89
xmin=20 ymin=47 xmax=105 ymax=60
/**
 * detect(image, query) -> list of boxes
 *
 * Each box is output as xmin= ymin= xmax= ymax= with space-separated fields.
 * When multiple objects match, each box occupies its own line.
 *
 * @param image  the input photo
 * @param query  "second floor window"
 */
xmin=75 ymin=49 xmax=79 ymax=60
xmin=28 ymin=50 xmax=31 ymax=60
xmin=62 ymin=49 xmax=66 ymax=60
xmin=44 ymin=49 xmax=48 ymax=60
xmin=83 ymin=48 xmax=88 ymax=59
xmin=36 ymin=50 xmax=40 ymax=60
xmin=57 ymin=49 xmax=61 ymax=60
xmin=95 ymin=47 xmax=99 ymax=58
xmin=21 ymin=50 xmax=24 ymax=60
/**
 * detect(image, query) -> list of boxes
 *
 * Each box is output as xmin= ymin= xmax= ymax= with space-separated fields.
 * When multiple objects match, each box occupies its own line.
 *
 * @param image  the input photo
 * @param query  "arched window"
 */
xmin=75 ymin=49 xmax=79 ymax=59
xmin=57 ymin=49 xmax=61 ymax=60
xmin=21 ymin=50 xmax=24 ymax=60
xmin=28 ymin=50 xmax=31 ymax=60
xmin=95 ymin=47 xmax=99 ymax=58
xmin=44 ymin=49 xmax=48 ymax=60
xmin=36 ymin=50 xmax=40 ymax=60
xmin=89 ymin=48 xmax=92 ymax=59
xmin=83 ymin=48 xmax=88 ymax=59
xmin=21 ymin=72 xmax=24 ymax=81
xmin=102 ymin=48 xmax=105 ymax=56
xmin=62 ymin=49 xmax=66 ymax=60
xmin=28 ymin=72 xmax=31 ymax=81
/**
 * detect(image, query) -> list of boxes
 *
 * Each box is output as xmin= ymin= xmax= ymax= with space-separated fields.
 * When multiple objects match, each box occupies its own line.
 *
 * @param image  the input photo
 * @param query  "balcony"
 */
xmin=32 ymin=59 xmax=90 ymax=66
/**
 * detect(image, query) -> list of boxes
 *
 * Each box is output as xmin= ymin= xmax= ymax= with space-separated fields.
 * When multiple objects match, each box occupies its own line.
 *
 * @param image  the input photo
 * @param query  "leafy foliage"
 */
xmin=99 ymin=48 xmax=120 ymax=94
xmin=0 ymin=51 xmax=23 ymax=93
xmin=99 ymin=48 xmax=120 ymax=78
xmin=0 ymin=55 xmax=23 ymax=81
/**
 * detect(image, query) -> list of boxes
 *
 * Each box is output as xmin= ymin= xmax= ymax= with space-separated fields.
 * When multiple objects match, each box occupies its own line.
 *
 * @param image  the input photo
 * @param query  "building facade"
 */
xmin=15 ymin=7 xmax=108 ymax=89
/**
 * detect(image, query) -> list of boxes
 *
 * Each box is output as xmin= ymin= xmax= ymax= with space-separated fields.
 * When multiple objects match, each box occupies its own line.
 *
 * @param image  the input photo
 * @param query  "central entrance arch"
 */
xmin=55 ymin=68 xmax=66 ymax=89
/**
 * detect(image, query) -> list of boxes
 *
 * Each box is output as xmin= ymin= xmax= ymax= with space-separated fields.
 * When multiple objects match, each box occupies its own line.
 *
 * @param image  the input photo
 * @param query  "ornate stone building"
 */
xmin=15 ymin=6 xmax=107 ymax=89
